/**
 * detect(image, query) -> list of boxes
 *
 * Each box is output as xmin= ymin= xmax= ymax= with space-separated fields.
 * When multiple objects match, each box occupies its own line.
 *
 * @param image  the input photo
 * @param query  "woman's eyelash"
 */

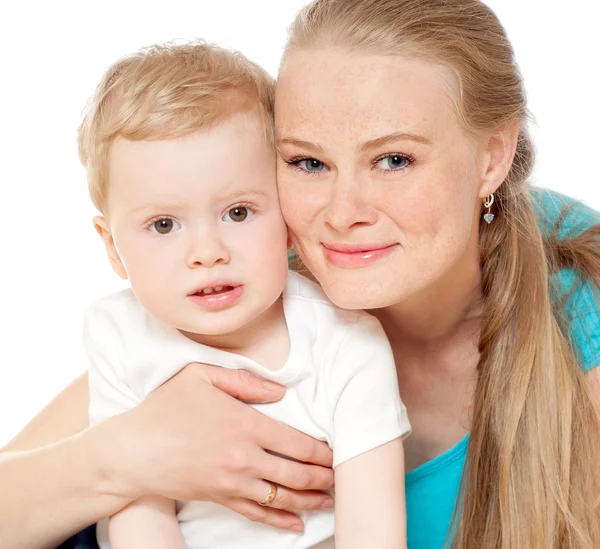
xmin=285 ymin=156 xmax=325 ymax=176
xmin=284 ymin=153 xmax=415 ymax=178
xmin=285 ymin=153 xmax=416 ymax=174
xmin=371 ymin=153 xmax=416 ymax=173
xmin=286 ymin=156 xmax=310 ymax=166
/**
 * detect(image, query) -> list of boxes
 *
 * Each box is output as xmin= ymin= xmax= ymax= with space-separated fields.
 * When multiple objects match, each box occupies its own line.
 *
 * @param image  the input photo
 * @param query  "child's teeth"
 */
xmin=199 ymin=285 xmax=230 ymax=295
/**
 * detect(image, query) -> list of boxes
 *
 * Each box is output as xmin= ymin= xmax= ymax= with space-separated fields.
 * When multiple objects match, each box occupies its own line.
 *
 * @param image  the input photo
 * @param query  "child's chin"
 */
xmin=178 ymin=315 xmax=251 ymax=338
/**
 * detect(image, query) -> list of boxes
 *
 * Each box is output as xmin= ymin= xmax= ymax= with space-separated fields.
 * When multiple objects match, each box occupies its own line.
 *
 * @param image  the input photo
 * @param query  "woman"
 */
xmin=2 ymin=0 xmax=599 ymax=548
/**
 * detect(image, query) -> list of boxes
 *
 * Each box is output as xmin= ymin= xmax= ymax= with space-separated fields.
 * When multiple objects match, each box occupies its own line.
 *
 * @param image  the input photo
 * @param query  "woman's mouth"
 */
xmin=321 ymin=242 xmax=399 ymax=268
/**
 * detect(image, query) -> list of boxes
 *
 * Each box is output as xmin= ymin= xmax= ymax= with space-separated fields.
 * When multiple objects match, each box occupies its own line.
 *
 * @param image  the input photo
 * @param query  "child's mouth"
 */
xmin=188 ymin=284 xmax=245 ymax=311
xmin=194 ymin=285 xmax=235 ymax=296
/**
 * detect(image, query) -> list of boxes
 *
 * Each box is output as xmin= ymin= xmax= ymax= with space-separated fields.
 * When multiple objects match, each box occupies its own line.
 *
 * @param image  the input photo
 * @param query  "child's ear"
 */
xmin=93 ymin=216 xmax=128 ymax=280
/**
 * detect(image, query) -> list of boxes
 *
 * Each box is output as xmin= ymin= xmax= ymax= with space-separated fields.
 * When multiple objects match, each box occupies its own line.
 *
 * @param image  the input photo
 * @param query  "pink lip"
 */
xmin=187 ymin=282 xmax=244 ymax=311
xmin=322 ymin=242 xmax=399 ymax=268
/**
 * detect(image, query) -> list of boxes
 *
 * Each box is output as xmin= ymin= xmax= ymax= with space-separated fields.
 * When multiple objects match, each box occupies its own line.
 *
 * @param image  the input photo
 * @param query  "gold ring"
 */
xmin=258 ymin=482 xmax=278 ymax=506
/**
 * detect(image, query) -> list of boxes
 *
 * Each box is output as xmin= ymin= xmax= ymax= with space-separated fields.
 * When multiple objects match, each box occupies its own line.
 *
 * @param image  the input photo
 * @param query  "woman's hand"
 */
xmin=104 ymin=363 xmax=334 ymax=532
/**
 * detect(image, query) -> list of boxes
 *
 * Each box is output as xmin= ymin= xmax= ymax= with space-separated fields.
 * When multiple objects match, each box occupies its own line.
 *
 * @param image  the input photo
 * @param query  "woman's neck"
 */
xmin=370 ymin=244 xmax=483 ymax=360
xmin=372 ymin=247 xmax=484 ymax=467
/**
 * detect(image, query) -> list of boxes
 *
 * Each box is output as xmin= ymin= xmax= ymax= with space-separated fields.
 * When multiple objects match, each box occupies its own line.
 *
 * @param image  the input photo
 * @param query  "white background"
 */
xmin=1 ymin=1 xmax=599 ymax=445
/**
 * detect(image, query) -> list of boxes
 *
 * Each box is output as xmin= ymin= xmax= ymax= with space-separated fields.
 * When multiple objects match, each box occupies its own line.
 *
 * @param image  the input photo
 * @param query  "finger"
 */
xmin=250 ymin=479 xmax=334 ymax=512
xmin=194 ymin=364 xmax=286 ymax=404
xmin=259 ymin=450 xmax=334 ymax=491
xmin=225 ymin=498 xmax=305 ymax=532
xmin=255 ymin=416 xmax=333 ymax=468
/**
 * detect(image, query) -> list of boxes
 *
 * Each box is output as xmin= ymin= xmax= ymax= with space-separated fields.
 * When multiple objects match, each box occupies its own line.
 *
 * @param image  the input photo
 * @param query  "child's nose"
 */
xmin=185 ymin=233 xmax=230 ymax=268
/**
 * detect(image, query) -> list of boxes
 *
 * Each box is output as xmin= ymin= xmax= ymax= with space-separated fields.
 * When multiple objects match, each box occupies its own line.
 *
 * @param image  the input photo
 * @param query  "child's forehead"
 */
xmin=132 ymin=188 xmax=271 ymax=211
xmin=108 ymin=119 xmax=275 ymax=192
xmin=110 ymin=159 xmax=277 ymax=217
xmin=109 ymin=116 xmax=274 ymax=168
xmin=104 ymin=114 xmax=277 ymax=219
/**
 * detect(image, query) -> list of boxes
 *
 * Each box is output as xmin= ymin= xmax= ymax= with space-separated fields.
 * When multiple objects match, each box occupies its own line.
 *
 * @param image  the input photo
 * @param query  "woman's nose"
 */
xmin=324 ymin=178 xmax=377 ymax=232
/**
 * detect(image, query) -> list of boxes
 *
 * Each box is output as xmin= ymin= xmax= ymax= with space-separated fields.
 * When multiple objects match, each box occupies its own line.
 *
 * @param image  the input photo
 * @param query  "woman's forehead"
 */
xmin=275 ymin=49 xmax=461 ymax=139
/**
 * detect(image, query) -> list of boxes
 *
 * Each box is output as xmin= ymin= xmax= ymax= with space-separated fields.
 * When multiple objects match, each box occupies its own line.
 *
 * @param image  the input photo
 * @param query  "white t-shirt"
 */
xmin=85 ymin=271 xmax=410 ymax=549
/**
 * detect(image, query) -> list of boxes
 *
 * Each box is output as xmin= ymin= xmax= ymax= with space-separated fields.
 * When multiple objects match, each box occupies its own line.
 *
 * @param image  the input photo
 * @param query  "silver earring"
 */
xmin=483 ymin=194 xmax=495 ymax=224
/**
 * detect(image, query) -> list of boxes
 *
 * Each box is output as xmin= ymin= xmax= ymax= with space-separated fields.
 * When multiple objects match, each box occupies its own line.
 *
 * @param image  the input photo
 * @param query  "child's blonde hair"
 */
xmin=78 ymin=40 xmax=275 ymax=213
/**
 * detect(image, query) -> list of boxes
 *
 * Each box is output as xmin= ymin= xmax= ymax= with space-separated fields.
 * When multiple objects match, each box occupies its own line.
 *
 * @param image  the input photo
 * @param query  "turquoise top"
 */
xmin=405 ymin=188 xmax=600 ymax=549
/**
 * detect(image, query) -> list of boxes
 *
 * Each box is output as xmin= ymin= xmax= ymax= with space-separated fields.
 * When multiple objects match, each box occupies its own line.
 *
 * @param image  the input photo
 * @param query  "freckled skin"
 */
xmin=275 ymin=50 xmax=488 ymax=311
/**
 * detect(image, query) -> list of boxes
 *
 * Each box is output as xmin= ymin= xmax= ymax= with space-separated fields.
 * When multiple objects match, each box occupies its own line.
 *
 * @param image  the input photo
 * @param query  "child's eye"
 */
xmin=148 ymin=218 xmax=181 ymax=234
xmin=374 ymin=154 xmax=413 ymax=171
xmin=222 ymin=206 xmax=254 ymax=223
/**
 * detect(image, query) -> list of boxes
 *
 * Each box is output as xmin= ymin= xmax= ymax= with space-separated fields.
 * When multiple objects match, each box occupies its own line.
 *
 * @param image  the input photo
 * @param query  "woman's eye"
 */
xmin=375 ymin=154 xmax=411 ymax=171
xmin=223 ymin=206 xmax=254 ymax=223
xmin=296 ymin=158 xmax=326 ymax=172
xmin=149 ymin=218 xmax=181 ymax=234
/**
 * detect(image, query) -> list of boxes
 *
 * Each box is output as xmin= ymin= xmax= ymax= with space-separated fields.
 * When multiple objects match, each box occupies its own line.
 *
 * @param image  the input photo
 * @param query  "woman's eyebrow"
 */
xmin=359 ymin=132 xmax=431 ymax=152
xmin=276 ymin=137 xmax=325 ymax=154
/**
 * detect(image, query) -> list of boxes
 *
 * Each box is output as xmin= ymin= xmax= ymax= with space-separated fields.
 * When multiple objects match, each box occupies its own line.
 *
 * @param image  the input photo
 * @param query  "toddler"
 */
xmin=79 ymin=41 xmax=410 ymax=549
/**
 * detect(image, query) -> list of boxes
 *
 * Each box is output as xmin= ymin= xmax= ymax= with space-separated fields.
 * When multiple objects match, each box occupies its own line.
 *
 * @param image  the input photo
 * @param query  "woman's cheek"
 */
xmin=279 ymin=188 xmax=303 ymax=231
xmin=281 ymin=185 xmax=319 ymax=232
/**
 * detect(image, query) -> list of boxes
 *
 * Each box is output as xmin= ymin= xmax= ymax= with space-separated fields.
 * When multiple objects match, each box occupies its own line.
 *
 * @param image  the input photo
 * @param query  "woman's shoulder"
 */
xmin=532 ymin=188 xmax=600 ymax=372
xmin=531 ymin=187 xmax=600 ymax=240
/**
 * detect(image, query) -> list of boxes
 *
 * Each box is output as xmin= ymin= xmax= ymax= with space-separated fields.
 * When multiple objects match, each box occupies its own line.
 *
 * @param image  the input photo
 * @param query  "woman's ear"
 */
xmin=478 ymin=121 xmax=520 ymax=198
xmin=93 ymin=216 xmax=128 ymax=280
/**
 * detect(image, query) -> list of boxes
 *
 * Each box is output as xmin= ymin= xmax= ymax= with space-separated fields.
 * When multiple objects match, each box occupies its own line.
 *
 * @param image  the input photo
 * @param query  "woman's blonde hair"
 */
xmin=78 ymin=40 xmax=274 ymax=213
xmin=285 ymin=1 xmax=600 ymax=547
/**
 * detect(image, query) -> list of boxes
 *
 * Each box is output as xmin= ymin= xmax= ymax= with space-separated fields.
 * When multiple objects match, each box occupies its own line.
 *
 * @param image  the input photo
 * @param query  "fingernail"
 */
xmin=321 ymin=497 xmax=334 ymax=509
xmin=263 ymin=380 xmax=284 ymax=391
xmin=290 ymin=524 xmax=304 ymax=533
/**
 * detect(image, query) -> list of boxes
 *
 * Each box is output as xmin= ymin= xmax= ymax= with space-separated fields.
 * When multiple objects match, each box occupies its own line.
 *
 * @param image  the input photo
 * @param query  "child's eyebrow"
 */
xmin=130 ymin=190 xmax=269 ymax=215
xmin=131 ymin=203 xmax=186 ymax=215
xmin=217 ymin=189 xmax=269 ymax=203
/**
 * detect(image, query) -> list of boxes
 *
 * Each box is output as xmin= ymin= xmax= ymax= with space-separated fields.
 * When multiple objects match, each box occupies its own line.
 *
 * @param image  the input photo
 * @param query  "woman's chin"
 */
xmin=319 ymin=280 xmax=396 ymax=311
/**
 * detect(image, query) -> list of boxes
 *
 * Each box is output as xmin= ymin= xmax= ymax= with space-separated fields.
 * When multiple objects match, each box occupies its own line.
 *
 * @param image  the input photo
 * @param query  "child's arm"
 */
xmin=334 ymin=438 xmax=406 ymax=549
xmin=109 ymin=495 xmax=186 ymax=549
xmin=327 ymin=314 xmax=411 ymax=549
xmin=84 ymin=304 xmax=186 ymax=547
